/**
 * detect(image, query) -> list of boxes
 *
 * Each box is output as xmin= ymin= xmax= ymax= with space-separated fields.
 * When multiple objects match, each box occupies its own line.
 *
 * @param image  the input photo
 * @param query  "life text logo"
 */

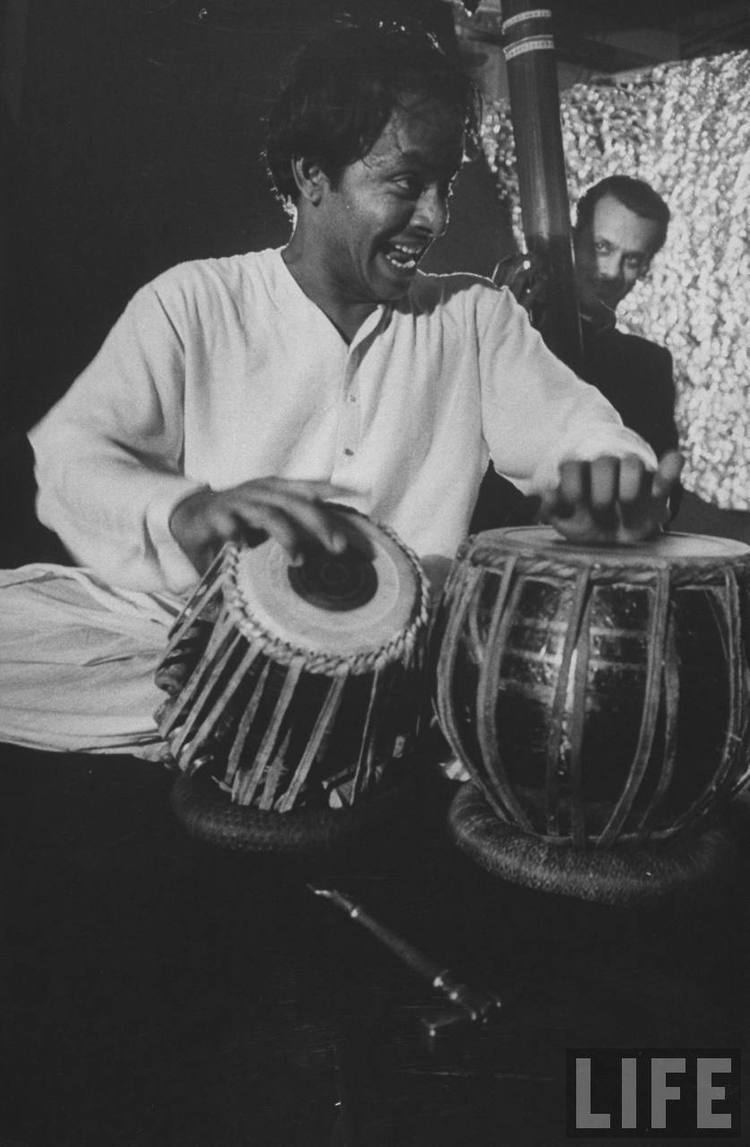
xmin=566 ymin=1049 xmax=741 ymax=1138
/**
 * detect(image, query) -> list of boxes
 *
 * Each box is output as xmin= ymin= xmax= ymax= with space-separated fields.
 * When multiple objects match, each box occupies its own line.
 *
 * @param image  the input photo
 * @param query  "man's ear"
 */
xmin=291 ymin=156 xmax=329 ymax=205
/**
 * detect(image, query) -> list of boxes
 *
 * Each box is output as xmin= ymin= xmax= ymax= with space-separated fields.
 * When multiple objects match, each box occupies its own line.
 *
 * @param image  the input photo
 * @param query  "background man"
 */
xmin=573 ymin=174 xmax=679 ymax=464
xmin=473 ymin=173 xmax=680 ymax=531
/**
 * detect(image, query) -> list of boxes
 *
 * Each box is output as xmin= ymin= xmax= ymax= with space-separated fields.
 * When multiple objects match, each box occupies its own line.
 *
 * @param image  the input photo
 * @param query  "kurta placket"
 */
xmin=330 ymin=307 xmax=389 ymax=484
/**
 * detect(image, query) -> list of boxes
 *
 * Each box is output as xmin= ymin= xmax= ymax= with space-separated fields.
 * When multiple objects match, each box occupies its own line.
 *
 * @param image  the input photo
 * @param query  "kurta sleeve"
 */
xmin=29 ymin=282 xmax=206 ymax=593
xmin=475 ymin=287 xmax=657 ymax=492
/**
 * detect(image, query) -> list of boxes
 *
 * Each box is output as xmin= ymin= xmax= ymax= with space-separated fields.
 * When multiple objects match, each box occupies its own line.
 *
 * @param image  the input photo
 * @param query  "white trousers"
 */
xmin=0 ymin=564 xmax=183 ymax=757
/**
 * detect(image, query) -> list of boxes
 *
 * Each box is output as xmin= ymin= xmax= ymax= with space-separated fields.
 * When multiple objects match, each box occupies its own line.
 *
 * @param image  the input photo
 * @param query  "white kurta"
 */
xmin=2 ymin=249 xmax=655 ymax=755
xmin=30 ymin=249 xmax=652 ymax=592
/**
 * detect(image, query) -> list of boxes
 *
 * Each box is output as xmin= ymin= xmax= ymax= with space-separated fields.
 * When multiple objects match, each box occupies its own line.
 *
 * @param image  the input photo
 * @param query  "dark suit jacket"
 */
xmin=581 ymin=324 xmax=679 ymax=462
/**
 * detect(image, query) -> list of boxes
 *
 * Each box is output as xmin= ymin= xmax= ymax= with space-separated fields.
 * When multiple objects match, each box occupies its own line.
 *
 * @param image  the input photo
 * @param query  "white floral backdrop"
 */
xmin=480 ymin=50 xmax=750 ymax=509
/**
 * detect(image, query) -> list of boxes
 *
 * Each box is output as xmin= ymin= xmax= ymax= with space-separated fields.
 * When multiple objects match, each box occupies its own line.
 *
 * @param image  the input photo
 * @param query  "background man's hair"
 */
xmin=263 ymin=19 xmax=480 ymax=208
xmin=575 ymin=175 xmax=671 ymax=256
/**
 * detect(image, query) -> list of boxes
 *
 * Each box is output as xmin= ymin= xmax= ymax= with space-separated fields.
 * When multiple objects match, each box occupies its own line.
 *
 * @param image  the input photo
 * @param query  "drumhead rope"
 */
xmin=221 ymin=521 xmax=428 ymax=672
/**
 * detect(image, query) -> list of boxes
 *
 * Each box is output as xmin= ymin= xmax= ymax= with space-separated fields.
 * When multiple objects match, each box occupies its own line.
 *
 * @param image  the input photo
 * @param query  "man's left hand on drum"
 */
xmin=539 ymin=450 xmax=683 ymax=545
xmin=169 ymin=477 xmax=371 ymax=574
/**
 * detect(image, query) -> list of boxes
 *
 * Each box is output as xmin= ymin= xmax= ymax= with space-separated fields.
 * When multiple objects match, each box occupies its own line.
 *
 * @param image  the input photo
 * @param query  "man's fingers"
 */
xmin=589 ymin=456 xmax=619 ymax=509
xmin=544 ymin=453 xmax=679 ymax=545
xmin=170 ymin=477 xmax=373 ymax=575
xmin=559 ymin=459 xmax=589 ymax=509
xmin=267 ymin=495 xmax=348 ymax=553
xmin=229 ymin=488 xmax=375 ymax=562
xmin=618 ymin=455 xmax=649 ymax=504
xmin=259 ymin=478 xmax=358 ymax=504
xmin=327 ymin=510 xmax=375 ymax=560
xmin=234 ymin=479 xmax=371 ymax=555
xmin=230 ymin=503 xmax=296 ymax=558
xmin=538 ymin=460 xmax=591 ymax=523
xmin=228 ymin=497 xmax=340 ymax=557
xmin=652 ymin=450 xmax=684 ymax=499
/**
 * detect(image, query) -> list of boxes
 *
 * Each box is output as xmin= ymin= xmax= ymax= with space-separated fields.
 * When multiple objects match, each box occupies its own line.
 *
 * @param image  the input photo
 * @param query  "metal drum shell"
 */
xmin=435 ymin=527 xmax=750 ymax=847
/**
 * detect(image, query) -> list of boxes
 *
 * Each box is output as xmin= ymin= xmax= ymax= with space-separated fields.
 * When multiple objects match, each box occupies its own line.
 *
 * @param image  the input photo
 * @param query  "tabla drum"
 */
xmin=435 ymin=527 xmax=750 ymax=862
xmin=155 ymin=513 xmax=430 ymax=830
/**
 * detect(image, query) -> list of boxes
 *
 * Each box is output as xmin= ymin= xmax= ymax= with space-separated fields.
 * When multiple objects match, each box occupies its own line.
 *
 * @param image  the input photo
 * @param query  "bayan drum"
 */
xmin=155 ymin=513 xmax=429 ymax=844
xmin=435 ymin=527 xmax=750 ymax=900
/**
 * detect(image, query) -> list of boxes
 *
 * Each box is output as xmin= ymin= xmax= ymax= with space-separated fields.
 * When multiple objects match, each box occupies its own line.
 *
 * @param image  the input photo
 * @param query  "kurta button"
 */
xmin=344 ymin=448 xmax=354 ymax=457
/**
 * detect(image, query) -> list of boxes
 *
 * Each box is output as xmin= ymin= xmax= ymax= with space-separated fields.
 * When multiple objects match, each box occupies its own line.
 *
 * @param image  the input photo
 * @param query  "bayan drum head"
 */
xmin=224 ymin=516 xmax=424 ymax=662
xmin=472 ymin=526 xmax=750 ymax=567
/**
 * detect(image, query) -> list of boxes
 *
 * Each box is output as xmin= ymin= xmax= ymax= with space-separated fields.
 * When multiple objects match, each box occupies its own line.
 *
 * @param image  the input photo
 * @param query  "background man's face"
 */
xmin=574 ymin=193 xmax=661 ymax=319
xmin=311 ymin=97 xmax=464 ymax=306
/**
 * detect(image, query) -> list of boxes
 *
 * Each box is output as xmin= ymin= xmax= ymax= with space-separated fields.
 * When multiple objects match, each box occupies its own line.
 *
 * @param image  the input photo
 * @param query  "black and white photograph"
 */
xmin=0 ymin=1 xmax=748 ymax=1143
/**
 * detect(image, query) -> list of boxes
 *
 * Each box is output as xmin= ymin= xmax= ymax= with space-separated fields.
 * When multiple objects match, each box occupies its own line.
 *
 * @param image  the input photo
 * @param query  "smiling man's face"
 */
xmin=311 ymin=96 xmax=465 ymax=307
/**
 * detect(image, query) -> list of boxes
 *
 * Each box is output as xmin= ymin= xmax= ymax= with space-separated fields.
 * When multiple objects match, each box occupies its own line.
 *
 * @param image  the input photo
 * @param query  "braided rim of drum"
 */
xmin=219 ymin=523 xmax=431 ymax=675
xmin=448 ymin=783 xmax=742 ymax=905
xmin=462 ymin=531 xmax=750 ymax=588
xmin=170 ymin=761 xmax=413 ymax=854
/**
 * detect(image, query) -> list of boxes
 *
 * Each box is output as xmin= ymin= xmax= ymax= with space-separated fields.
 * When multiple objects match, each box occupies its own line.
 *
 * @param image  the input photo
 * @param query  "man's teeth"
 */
xmin=385 ymin=244 xmax=423 ymax=269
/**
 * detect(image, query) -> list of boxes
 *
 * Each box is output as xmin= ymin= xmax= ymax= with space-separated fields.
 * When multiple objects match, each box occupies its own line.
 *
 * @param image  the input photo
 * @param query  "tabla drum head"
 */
xmin=224 ymin=516 xmax=423 ymax=661
xmin=472 ymin=526 xmax=750 ymax=566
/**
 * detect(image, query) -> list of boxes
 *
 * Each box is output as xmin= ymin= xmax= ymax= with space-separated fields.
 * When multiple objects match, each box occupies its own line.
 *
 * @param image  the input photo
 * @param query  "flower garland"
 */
xmin=481 ymin=50 xmax=750 ymax=509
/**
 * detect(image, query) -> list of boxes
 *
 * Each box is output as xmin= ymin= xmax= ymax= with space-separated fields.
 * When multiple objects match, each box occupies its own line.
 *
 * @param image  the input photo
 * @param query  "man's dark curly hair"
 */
xmin=263 ymin=19 xmax=480 ymax=209
xmin=575 ymin=175 xmax=671 ymax=256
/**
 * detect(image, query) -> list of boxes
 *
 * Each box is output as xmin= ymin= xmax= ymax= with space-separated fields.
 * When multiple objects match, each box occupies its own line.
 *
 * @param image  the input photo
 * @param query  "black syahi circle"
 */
xmin=287 ymin=546 xmax=378 ymax=612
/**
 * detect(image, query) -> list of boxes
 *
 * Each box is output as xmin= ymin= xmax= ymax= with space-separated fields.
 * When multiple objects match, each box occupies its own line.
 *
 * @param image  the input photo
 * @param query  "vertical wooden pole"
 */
xmin=501 ymin=1 xmax=582 ymax=371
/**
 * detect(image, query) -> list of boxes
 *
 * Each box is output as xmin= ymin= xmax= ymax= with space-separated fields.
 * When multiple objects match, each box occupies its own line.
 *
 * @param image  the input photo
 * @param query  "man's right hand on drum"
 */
xmin=169 ymin=477 xmax=371 ymax=575
xmin=539 ymin=450 xmax=683 ymax=546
